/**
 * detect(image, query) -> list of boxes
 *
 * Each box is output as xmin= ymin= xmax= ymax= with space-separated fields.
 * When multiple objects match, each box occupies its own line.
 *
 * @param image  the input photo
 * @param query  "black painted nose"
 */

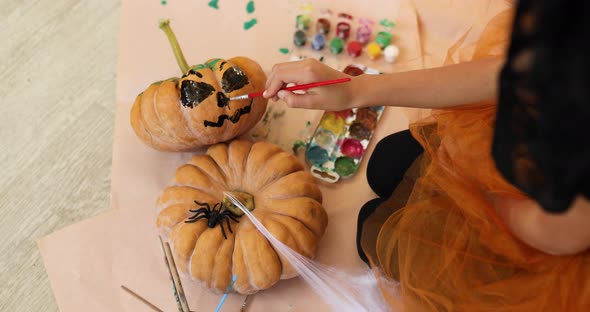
xmin=216 ymin=91 xmax=230 ymax=108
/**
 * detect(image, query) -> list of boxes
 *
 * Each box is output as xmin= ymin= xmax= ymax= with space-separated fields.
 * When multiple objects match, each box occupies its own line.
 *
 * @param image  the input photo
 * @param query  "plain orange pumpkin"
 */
xmin=156 ymin=140 xmax=329 ymax=294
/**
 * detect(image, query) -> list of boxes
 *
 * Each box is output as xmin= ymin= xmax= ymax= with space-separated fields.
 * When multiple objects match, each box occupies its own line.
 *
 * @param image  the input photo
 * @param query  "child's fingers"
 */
xmin=277 ymin=91 xmax=317 ymax=109
xmin=264 ymin=60 xmax=319 ymax=98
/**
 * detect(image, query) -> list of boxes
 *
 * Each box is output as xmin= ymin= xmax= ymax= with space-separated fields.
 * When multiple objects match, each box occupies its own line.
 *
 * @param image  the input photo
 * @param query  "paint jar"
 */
xmin=346 ymin=41 xmax=363 ymax=58
xmin=306 ymin=146 xmax=329 ymax=166
xmin=356 ymin=18 xmax=373 ymax=44
xmin=338 ymin=12 xmax=353 ymax=20
xmin=294 ymin=30 xmax=307 ymax=47
xmin=366 ymin=42 xmax=381 ymax=60
xmin=343 ymin=65 xmax=365 ymax=76
xmin=376 ymin=31 xmax=392 ymax=48
xmin=296 ymin=15 xmax=311 ymax=30
xmin=334 ymin=156 xmax=358 ymax=178
xmin=384 ymin=44 xmax=400 ymax=63
xmin=311 ymin=33 xmax=326 ymax=50
xmin=336 ymin=22 xmax=351 ymax=40
xmin=329 ymin=37 xmax=345 ymax=55
xmin=340 ymin=138 xmax=364 ymax=159
xmin=316 ymin=18 xmax=331 ymax=35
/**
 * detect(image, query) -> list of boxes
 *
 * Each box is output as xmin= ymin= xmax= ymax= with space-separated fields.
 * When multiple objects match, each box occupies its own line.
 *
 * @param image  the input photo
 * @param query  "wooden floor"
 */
xmin=0 ymin=1 xmax=120 ymax=310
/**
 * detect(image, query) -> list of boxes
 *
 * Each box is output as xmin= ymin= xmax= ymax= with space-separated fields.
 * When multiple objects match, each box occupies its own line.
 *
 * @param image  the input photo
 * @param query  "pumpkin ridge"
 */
xmin=267 ymin=214 xmax=316 ymax=257
xmin=256 ymin=152 xmax=303 ymax=189
xmin=210 ymin=229 xmax=236 ymax=291
xmin=172 ymin=183 xmax=220 ymax=201
xmin=244 ymin=143 xmax=284 ymax=186
xmin=187 ymin=156 xmax=229 ymax=188
xmin=155 ymin=81 xmax=195 ymax=146
xmin=157 ymin=186 xmax=218 ymax=210
xmin=262 ymin=210 xmax=319 ymax=239
xmin=148 ymin=84 xmax=176 ymax=145
xmin=185 ymin=163 xmax=227 ymax=191
xmin=205 ymin=150 xmax=231 ymax=187
xmin=240 ymin=141 xmax=254 ymax=188
xmin=179 ymin=99 xmax=200 ymax=142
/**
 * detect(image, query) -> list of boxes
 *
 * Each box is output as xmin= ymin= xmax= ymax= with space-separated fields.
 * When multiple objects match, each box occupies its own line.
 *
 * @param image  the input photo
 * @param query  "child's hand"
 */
xmin=264 ymin=59 xmax=360 ymax=110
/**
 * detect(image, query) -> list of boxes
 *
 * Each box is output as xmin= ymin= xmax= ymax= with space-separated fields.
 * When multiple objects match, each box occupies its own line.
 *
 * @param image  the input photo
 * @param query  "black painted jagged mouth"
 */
xmin=203 ymin=99 xmax=254 ymax=128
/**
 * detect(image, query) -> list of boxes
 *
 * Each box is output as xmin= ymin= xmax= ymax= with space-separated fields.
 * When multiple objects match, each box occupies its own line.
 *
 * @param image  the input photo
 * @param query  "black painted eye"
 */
xmin=222 ymin=67 xmax=250 ymax=93
xmin=180 ymin=80 xmax=215 ymax=108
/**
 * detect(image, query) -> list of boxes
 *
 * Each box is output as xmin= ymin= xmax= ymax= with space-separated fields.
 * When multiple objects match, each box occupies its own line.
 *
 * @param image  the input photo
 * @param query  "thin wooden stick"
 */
xmin=121 ymin=285 xmax=164 ymax=312
xmin=241 ymin=295 xmax=251 ymax=312
xmin=159 ymin=236 xmax=191 ymax=312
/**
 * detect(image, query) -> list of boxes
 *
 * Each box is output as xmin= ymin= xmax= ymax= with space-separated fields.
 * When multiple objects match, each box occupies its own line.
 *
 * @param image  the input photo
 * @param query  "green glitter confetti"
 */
xmin=292 ymin=140 xmax=308 ymax=154
xmin=246 ymin=1 xmax=255 ymax=14
xmin=244 ymin=18 xmax=258 ymax=30
xmin=208 ymin=0 xmax=219 ymax=9
xmin=306 ymin=121 xmax=311 ymax=127
xmin=161 ymin=0 xmax=167 ymax=5
xmin=379 ymin=18 xmax=396 ymax=28
xmin=279 ymin=48 xmax=289 ymax=54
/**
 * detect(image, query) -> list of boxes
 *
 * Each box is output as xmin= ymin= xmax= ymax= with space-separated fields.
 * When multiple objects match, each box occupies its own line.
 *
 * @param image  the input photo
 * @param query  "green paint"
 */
xmin=319 ymin=56 xmax=325 ymax=62
xmin=246 ymin=1 xmax=255 ymax=14
xmin=306 ymin=121 xmax=311 ymax=127
xmin=279 ymin=48 xmax=289 ymax=54
xmin=334 ymin=156 xmax=357 ymax=177
xmin=244 ymin=18 xmax=258 ymax=30
xmin=206 ymin=58 xmax=221 ymax=69
xmin=379 ymin=18 xmax=395 ymax=28
xmin=191 ymin=64 xmax=207 ymax=71
xmin=208 ymin=0 xmax=219 ymax=9
xmin=161 ymin=0 xmax=167 ymax=5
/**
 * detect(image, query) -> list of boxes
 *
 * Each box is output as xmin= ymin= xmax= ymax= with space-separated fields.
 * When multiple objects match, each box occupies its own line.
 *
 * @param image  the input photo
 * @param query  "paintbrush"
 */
xmin=228 ymin=77 xmax=351 ymax=101
xmin=159 ymin=236 xmax=191 ymax=312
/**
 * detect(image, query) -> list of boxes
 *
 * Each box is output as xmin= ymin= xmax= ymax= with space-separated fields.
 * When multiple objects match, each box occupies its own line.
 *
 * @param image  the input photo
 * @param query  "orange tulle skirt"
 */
xmin=360 ymin=7 xmax=590 ymax=312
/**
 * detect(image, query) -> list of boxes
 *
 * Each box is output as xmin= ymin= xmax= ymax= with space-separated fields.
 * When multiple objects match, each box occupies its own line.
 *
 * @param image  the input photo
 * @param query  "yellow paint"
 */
xmin=366 ymin=42 xmax=381 ymax=60
xmin=319 ymin=113 xmax=345 ymax=136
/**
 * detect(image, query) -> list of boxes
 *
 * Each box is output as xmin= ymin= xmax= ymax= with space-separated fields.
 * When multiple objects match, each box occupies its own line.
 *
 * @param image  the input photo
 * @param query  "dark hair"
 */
xmin=493 ymin=0 xmax=590 ymax=213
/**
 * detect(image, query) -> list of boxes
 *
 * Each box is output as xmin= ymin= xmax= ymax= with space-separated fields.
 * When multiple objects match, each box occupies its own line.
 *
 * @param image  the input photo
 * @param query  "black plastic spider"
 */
xmin=185 ymin=201 xmax=240 ymax=239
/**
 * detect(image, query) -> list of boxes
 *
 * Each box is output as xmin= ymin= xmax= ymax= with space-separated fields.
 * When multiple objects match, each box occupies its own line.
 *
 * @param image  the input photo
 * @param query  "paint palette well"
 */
xmin=306 ymin=64 xmax=384 ymax=183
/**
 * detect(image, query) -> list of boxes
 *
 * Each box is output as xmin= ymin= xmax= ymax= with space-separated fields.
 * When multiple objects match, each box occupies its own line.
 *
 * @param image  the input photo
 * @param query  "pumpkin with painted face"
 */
xmin=130 ymin=20 xmax=267 ymax=151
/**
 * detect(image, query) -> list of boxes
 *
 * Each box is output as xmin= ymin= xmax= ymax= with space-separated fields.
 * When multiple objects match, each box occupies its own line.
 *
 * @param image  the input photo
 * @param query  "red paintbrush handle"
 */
xmin=247 ymin=77 xmax=352 ymax=99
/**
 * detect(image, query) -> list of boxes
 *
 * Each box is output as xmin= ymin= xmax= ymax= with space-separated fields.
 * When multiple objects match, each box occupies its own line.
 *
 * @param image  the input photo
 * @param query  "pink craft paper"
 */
xmin=38 ymin=0 xmax=512 ymax=311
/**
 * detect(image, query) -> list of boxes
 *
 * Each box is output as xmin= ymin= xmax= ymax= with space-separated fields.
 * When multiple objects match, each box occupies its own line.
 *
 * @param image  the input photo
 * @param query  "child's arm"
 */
xmin=494 ymin=196 xmax=590 ymax=255
xmin=264 ymin=58 xmax=504 ymax=110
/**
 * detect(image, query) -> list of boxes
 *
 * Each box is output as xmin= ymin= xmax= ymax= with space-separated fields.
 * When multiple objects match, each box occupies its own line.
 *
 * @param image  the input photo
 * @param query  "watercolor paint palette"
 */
xmin=306 ymin=64 xmax=384 ymax=183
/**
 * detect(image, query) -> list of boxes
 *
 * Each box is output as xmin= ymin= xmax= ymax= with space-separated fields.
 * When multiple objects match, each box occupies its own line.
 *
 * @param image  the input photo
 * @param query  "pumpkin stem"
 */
xmin=223 ymin=191 xmax=255 ymax=217
xmin=159 ymin=19 xmax=190 ymax=74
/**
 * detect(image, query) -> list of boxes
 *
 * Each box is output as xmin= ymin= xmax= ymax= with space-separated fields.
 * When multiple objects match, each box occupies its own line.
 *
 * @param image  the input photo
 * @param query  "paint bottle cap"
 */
xmin=343 ymin=65 xmax=365 ymax=76
xmin=384 ymin=44 xmax=400 ymax=63
xmin=366 ymin=42 xmax=381 ymax=60
xmin=316 ymin=18 xmax=331 ymax=35
xmin=376 ymin=31 xmax=392 ymax=48
xmin=336 ymin=22 xmax=351 ymax=40
xmin=311 ymin=33 xmax=326 ymax=51
xmin=356 ymin=25 xmax=372 ymax=44
xmin=329 ymin=37 xmax=345 ymax=54
xmin=294 ymin=30 xmax=307 ymax=46
xmin=296 ymin=14 xmax=311 ymax=30
xmin=346 ymin=41 xmax=363 ymax=58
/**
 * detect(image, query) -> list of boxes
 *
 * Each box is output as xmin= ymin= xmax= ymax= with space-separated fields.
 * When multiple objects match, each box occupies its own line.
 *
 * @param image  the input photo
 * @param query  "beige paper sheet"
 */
xmin=38 ymin=0 xmax=511 ymax=311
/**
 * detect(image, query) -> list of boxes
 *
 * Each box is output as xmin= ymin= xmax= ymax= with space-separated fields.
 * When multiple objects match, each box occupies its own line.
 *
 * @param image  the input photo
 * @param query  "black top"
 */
xmin=493 ymin=0 xmax=590 ymax=213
